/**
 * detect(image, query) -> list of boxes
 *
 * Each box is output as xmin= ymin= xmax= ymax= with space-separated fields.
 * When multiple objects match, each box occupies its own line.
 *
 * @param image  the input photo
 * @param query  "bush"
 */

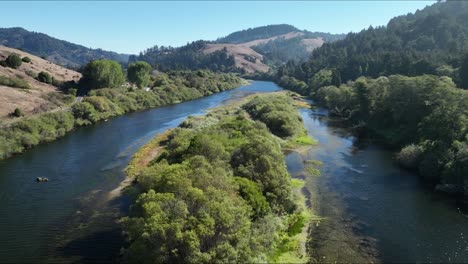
xmin=21 ymin=57 xmax=31 ymax=63
xmin=37 ymin=71 xmax=54 ymax=84
xmin=0 ymin=75 xmax=31 ymax=89
xmin=397 ymin=144 xmax=424 ymax=170
xmin=5 ymin=54 xmax=22 ymax=69
xmin=10 ymin=108 xmax=25 ymax=117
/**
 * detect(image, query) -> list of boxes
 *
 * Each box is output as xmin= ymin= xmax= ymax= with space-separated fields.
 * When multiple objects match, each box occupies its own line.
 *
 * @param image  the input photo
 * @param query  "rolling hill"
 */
xmin=0 ymin=27 xmax=130 ymax=68
xmin=130 ymin=24 xmax=345 ymax=73
xmin=0 ymin=46 xmax=80 ymax=118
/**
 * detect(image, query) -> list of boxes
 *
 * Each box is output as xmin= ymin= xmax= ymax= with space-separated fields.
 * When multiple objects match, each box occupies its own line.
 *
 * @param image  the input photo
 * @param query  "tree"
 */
xmin=81 ymin=59 xmax=124 ymax=89
xmin=21 ymin=57 xmax=31 ymax=63
xmin=37 ymin=71 xmax=53 ymax=84
xmin=5 ymin=54 xmax=22 ymax=69
xmin=127 ymin=61 xmax=152 ymax=88
xmin=460 ymin=54 xmax=468 ymax=89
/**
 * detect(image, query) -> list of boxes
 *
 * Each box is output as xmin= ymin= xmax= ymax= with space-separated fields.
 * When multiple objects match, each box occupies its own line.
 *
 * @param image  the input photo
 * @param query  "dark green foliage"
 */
xmin=0 ymin=75 xmax=30 ymax=89
xmin=10 ymin=108 xmax=24 ymax=118
xmin=460 ymin=54 xmax=468 ymax=89
xmin=278 ymin=1 xmax=468 ymax=87
xmin=21 ymin=56 xmax=31 ymax=63
xmin=0 ymin=27 xmax=129 ymax=68
xmin=310 ymin=74 xmax=468 ymax=189
xmin=122 ymin=94 xmax=303 ymax=263
xmin=127 ymin=61 xmax=152 ymax=88
xmin=80 ymin=59 xmax=125 ymax=90
xmin=129 ymin=40 xmax=238 ymax=72
xmin=5 ymin=54 xmax=22 ymax=69
xmin=37 ymin=71 xmax=53 ymax=84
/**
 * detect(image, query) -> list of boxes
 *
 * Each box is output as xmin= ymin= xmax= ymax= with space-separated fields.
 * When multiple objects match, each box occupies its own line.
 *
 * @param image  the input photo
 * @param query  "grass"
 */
xmin=0 ymin=75 xmax=31 ymax=89
xmin=294 ymin=134 xmax=317 ymax=145
xmin=125 ymin=130 xmax=171 ymax=178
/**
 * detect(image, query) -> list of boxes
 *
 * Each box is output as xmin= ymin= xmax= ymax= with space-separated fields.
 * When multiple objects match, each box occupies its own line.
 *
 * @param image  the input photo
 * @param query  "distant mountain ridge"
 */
xmin=0 ymin=27 xmax=130 ymax=68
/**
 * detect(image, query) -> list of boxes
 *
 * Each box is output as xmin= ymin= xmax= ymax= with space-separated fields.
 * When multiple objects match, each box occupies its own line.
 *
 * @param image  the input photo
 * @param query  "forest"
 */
xmin=275 ymin=0 xmax=468 ymax=194
xmin=278 ymin=1 xmax=468 ymax=87
xmin=0 ymin=27 xmax=129 ymax=68
xmin=122 ymin=93 xmax=317 ymax=263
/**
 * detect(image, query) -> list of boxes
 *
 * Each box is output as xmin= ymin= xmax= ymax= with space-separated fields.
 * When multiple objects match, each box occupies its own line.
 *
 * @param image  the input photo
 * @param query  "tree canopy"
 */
xmin=127 ymin=61 xmax=152 ymax=88
xmin=80 ymin=59 xmax=125 ymax=90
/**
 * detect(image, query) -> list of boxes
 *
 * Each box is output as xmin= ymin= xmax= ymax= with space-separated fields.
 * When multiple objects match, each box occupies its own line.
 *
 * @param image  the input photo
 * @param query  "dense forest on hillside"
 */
xmin=278 ymin=1 xmax=468 ymax=87
xmin=0 ymin=69 xmax=245 ymax=159
xmin=0 ymin=27 xmax=129 ymax=68
xmin=276 ymin=0 xmax=468 ymax=195
xmin=129 ymin=41 xmax=238 ymax=72
xmin=123 ymin=94 xmax=317 ymax=263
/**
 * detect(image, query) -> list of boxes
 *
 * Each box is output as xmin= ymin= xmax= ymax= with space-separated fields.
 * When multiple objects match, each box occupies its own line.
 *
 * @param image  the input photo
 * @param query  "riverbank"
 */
xmin=121 ymin=92 xmax=320 ymax=263
xmin=0 ymin=71 xmax=246 ymax=160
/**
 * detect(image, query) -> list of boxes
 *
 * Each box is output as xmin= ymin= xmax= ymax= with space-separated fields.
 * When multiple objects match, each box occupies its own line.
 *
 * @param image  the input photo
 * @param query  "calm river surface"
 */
xmin=1 ymin=81 xmax=468 ymax=263
xmin=0 ymin=81 xmax=281 ymax=263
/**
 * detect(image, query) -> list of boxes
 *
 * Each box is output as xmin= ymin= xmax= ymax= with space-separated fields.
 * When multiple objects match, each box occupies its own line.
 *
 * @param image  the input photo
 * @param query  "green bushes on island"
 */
xmin=0 ymin=70 xmax=245 ymax=159
xmin=122 ymin=94 xmax=313 ymax=263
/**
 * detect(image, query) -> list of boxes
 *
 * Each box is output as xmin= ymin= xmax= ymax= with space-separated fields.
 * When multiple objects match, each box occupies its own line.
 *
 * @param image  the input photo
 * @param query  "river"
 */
xmin=1 ymin=81 xmax=468 ymax=263
xmin=0 ymin=81 xmax=281 ymax=263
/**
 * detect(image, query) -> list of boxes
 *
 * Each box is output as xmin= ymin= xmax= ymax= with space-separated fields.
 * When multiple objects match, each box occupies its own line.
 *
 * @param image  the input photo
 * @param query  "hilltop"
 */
xmin=0 ymin=27 xmax=130 ymax=68
xmin=0 ymin=46 xmax=80 ymax=118
xmin=130 ymin=24 xmax=345 ymax=73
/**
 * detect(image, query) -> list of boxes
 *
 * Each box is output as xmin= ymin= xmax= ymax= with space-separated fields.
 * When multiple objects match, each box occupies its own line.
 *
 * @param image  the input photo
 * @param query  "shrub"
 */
xmin=37 ymin=71 xmax=54 ymax=84
xmin=21 ymin=57 xmax=31 ymax=63
xmin=5 ymin=54 xmax=22 ymax=69
xmin=397 ymin=144 xmax=424 ymax=170
xmin=10 ymin=108 xmax=25 ymax=117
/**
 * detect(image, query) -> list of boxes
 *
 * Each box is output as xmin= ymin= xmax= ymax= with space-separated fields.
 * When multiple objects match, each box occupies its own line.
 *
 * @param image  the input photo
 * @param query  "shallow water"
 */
xmin=296 ymin=107 xmax=468 ymax=263
xmin=0 ymin=81 xmax=281 ymax=263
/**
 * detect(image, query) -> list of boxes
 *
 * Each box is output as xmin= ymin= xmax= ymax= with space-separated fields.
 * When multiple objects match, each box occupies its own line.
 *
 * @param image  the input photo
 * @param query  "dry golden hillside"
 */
xmin=203 ymin=32 xmax=325 ymax=73
xmin=0 ymin=46 xmax=81 ymax=118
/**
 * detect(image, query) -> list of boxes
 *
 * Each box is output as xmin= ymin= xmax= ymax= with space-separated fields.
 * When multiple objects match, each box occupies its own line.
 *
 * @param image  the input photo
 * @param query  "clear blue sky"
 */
xmin=2 ymin=1 xmax=434 ymax=54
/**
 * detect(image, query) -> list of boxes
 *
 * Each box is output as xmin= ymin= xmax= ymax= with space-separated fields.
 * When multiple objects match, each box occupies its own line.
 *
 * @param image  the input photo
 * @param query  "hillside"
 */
xmin=0 ymin=46 xmax=80 ymax=118
xmin=0 ymin=27 xmax=130 ymax=68
xmin=131 ymin=24 xmax=345 ymax=73
xmin=278 ymin=0 xmax=468 ymax=86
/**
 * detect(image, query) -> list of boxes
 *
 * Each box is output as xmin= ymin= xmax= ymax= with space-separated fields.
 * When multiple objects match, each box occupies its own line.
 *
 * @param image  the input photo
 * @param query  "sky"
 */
xmin=1 ymin=1 xmax=434 ymax=54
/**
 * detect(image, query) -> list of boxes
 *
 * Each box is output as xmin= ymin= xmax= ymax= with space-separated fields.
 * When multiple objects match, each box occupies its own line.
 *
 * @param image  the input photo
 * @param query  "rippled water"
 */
xmin=0 ymin=81 xmax=281 ymax=263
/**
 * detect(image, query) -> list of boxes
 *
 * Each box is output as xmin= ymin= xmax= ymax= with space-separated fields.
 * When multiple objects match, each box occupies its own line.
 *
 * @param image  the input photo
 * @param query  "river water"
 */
xmin=291 ymin=107 xmax=468 ymax=263
xmin=1 ymin=81 xmax=468 ymax=263
xmin=0 ymin=81 xmax=281 ymax=263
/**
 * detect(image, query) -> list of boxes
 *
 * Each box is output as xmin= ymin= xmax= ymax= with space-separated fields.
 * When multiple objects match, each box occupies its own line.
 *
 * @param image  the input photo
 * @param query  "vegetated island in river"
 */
xmin=122 ymin=92 xmax=322 ymax=263
xmin=0 ymin=62 xmax=246 ymax=160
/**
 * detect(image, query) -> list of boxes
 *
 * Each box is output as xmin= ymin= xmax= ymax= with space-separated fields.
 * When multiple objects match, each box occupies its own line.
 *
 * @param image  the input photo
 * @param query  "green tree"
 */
xmin=127 ymin=61 xmax=152 ymax=88
xmin=5 ymin=54 xmax=22 ymax=69
xmin=460 ymin=54 xmax=468 ymax=89
xmin=81 ymin=59 xmax=124 ymax=89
